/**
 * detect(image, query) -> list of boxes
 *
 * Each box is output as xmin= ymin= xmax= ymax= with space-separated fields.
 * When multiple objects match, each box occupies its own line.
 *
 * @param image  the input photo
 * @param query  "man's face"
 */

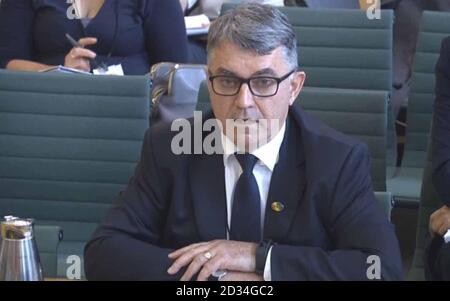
xmin=207 ymin=41 xmax=305 ymax=151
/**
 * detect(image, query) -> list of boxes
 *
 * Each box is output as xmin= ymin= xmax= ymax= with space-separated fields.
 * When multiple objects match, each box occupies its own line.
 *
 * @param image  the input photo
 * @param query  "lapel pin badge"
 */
xmin=271 ymin=201 xmax=285 ymax=213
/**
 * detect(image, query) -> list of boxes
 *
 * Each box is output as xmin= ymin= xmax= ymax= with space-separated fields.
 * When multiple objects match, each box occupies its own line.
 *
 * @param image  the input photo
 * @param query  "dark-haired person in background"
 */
xmin=0 ymin=0 xmax=188 ymax=74
xmin=426 ymin=36 xmax=450 ymax=281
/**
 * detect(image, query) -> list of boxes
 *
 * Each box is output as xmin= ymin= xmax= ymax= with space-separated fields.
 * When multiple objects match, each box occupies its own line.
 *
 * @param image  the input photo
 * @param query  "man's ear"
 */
xmin=289 ymin=71 xmax=306 ymax=105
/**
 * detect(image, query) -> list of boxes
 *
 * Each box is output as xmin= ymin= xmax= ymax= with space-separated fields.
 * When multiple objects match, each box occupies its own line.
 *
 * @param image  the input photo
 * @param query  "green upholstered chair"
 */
xmin=374 ymin=191 xmax=394 ymax=221
xmin=196 ymin=83 xmax=389 ymax=193
xmin=407 ymin=132 xmax=442 ymax=281
xmin=299 ymin=87 xmax=389 ymax=192
xmin=387 ymin=11 xmax=450 ymax=207
xmin=221 ymin=4 xmax=396 ymax=176
xmin=34 ymin=225 xmax=62 ymax=278
xmin=0 ymin=70 xmax=150 ymax=278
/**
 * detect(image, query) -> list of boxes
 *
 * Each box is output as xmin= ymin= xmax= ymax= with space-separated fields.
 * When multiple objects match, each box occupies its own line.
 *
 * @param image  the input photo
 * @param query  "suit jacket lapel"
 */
xmin=264 ymin=115 xmax=306 ymax=241
xmin=189 ymin=154 xmax=228 ymax=241
xmin=189 ymin=112 xmax=227 ymax=241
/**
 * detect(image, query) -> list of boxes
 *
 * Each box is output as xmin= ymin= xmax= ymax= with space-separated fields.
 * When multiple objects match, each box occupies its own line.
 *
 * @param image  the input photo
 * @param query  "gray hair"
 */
xmin=207 ymin=3 xmax=298 ymax=69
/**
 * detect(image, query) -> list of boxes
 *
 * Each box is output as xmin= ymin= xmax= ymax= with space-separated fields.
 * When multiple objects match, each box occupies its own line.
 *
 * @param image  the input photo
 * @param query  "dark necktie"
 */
xmin=230 ymin=153 xmax=261 ymax=242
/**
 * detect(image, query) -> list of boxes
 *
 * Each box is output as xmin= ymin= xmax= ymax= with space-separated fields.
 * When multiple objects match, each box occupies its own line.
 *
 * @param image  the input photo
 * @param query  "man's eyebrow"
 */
xmin=250 ymin=68 xmax=277 ymax=77
xmin=214 ymin=68 xmax=237 ymax=76
xmin=211 ymin=67 xmax=277 ymax=77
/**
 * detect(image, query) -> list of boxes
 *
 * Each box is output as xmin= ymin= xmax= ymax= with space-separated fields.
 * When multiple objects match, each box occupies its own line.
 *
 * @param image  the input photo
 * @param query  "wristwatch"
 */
xmin=208 ymin=270 xmax=228 ymax=281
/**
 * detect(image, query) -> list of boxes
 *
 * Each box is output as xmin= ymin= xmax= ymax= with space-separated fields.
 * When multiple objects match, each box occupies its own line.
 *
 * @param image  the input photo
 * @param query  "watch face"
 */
xmin=212 ymin=270 xmax=227 ymax=280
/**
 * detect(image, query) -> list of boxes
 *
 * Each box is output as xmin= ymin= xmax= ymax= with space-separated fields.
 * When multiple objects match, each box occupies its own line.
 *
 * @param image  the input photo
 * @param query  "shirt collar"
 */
xmin=221 ymin=121 xmax=286 ymax=172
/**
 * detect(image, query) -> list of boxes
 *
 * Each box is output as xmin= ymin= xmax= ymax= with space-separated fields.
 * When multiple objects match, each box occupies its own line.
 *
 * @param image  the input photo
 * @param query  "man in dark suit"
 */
xmin=433 ymin=36 xmax=450 ymax=207
xmin=84 ymin=3 xmax=402 ymax=281
xmin=426 ymin=36 xmax=450 ymax=281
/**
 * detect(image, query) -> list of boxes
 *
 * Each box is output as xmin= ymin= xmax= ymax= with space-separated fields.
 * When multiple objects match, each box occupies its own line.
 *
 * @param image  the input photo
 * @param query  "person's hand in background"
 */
xmin=64 ymin=37 xmax=97 ymax=72
xmin=429 ymin=205 xmax=450 ymax=237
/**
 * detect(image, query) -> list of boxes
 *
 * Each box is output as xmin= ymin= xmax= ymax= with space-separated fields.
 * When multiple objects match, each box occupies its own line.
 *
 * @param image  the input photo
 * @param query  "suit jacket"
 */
xmin=426 ymin=236 xmax=450 ymax=280
xmin=84 ymin=105 xmax=402 ymax=280
xmin=427 ymin=36 xmax=450 ymax=281
xmin=432 ymin=36 xmax=450 ymax=206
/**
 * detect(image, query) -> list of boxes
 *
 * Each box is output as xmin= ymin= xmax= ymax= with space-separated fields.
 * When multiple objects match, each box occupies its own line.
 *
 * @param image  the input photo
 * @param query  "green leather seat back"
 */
xmin=388 ymin=11 xmax=450 ymax=206
xmin=0 ymin=70 xmax=150 ymax=278
xmin=34 ymin=225 xmax=62 ymax=278
xmin=196 ymin=83 xmax=388 ymax=192
xmin=374 ymin=191 xmax=393 ymax=221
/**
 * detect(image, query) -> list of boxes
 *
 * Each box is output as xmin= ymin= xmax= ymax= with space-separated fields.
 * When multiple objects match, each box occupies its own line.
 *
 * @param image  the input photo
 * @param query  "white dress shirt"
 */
xmin=220 ymin=122 xmax=286 ymax=281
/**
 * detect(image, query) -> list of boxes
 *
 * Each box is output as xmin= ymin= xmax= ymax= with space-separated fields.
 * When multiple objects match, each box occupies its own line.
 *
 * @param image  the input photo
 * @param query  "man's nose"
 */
xmin=235 ymin=83 xmax=255 ymax=109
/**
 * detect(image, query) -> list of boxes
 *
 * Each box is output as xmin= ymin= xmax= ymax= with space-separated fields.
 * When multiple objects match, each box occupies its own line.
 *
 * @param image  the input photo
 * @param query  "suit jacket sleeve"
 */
xmin=425 ymin=235 xmax=450 ymax=280
xmin=432 ymin=37 xmax=450 ymax=206
xmin=0 ymin=0 xmax=35 ymax=68
xmin=84 ymin=128 xmax=181 ymax=280
xmin=270 ymin=143 xmax=403 ymax=280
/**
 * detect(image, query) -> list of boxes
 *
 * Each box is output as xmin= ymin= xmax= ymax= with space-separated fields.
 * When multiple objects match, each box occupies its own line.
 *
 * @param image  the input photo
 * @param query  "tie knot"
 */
xmin=235 ymin=153 xmax=258 ymax=173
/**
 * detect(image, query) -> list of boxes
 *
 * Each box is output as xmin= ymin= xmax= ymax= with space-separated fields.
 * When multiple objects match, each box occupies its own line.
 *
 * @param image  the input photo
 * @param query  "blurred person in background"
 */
xmin=426 ymin=36 xmax=450 ymax=281
xmin=0 ymin=0 xmax=188 ymax=74
xmin=180 ymin=0 xmax=284 ymax=64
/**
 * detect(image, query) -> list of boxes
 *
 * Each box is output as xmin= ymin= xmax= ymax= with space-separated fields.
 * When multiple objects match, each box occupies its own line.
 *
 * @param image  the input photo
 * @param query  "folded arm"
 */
xmin=84 ymin=129 xmax=180 ymax=280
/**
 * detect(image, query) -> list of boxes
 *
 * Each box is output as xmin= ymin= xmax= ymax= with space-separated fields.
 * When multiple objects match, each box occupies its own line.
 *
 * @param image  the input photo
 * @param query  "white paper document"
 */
xmin=185 ymin=14 xmax=210 ymax=36
xmin=39 ymin=65 xmax=91 ymax=75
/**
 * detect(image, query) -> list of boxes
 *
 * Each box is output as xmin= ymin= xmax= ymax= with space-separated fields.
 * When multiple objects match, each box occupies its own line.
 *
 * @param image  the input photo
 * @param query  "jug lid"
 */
xmin=1 ymin=216 xmax=34 ymax=239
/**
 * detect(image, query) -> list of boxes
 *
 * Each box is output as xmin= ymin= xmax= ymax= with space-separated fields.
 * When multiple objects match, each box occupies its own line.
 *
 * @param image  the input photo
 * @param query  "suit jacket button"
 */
xmin=271 ymin=201 xmax=285 ymax=212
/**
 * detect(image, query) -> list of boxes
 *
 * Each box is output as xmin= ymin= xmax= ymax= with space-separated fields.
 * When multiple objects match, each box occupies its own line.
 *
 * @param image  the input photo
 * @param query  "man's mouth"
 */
xmin=233 ymin=118 xmax=259 ymax=124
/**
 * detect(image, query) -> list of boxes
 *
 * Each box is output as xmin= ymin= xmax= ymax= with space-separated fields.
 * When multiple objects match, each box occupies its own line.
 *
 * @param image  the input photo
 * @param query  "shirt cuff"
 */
xmin=444 ymin=229 xmax=450 ymax=243
xmin=263 ymin=246 xmax=273 ymax=281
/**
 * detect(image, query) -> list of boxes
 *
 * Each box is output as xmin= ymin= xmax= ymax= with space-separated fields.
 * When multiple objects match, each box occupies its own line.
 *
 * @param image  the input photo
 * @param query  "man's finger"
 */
xmin=168 ymin=242 xmax=209 ymax=259
xmin=180 ymin=253 xmax=209 ymax=281
xmin=168 ymin=245 xmax=210 ymax=274
xmin=197 ymin=256 xmax=222 ymax=281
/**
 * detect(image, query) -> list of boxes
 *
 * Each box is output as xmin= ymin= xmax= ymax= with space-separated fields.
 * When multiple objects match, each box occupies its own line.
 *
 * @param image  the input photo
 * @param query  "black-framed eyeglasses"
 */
xmin=209 ymin=69 xmax=297 ymax=97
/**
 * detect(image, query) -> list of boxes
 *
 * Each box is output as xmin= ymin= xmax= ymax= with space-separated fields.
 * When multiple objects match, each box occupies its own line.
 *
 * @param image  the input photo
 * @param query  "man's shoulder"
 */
xmin=145 ymin=117 xmax=198 ymax=163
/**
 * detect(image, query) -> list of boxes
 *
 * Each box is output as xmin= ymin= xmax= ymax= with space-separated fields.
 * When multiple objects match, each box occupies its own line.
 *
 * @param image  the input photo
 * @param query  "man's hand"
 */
xmin=429 ymin=205 xmax=450 ymax=237
xmin=167 ymin=240 xmax=258 ymax=281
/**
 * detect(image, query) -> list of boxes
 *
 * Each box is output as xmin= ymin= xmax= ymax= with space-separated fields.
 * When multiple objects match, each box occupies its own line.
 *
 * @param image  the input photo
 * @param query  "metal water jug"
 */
xmin=0 ymin=216 xmax=43 ymax=281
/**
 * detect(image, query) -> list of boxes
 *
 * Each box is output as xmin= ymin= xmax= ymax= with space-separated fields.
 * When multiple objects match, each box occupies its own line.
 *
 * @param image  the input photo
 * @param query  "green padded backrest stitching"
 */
xmin=0 ymin=70 xmax=150 ymax=243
